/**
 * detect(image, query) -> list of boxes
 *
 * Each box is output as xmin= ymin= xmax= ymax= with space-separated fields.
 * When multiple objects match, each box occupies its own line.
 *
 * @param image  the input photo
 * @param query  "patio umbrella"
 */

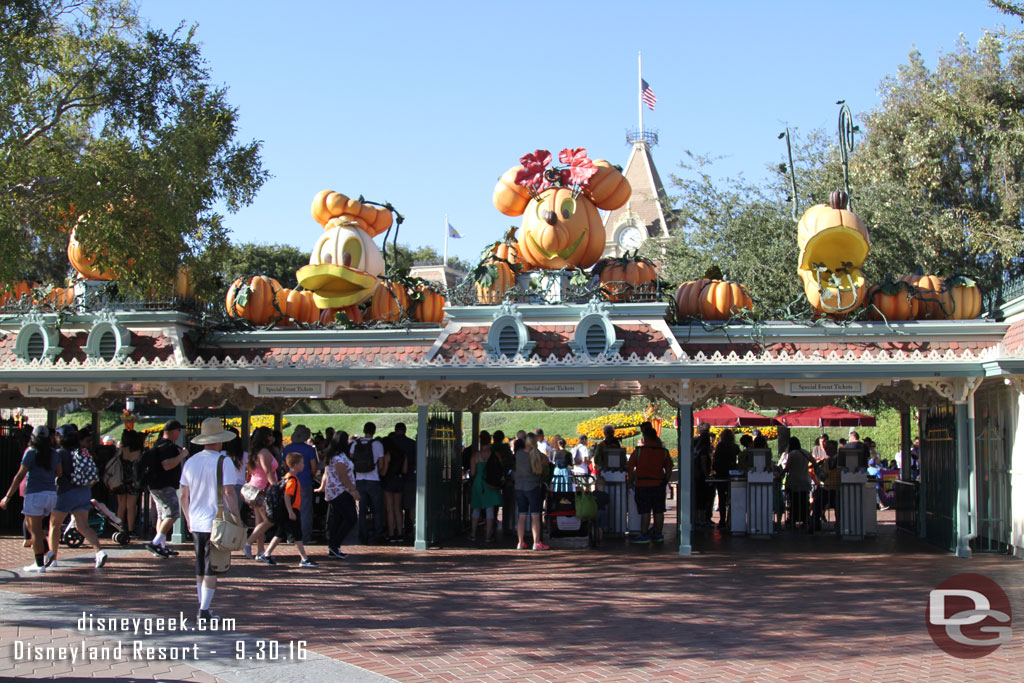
xmin=693 ymin=403 xmax=780 ymax=427
xmin=776 ymin=405 xmax=876 ymax=428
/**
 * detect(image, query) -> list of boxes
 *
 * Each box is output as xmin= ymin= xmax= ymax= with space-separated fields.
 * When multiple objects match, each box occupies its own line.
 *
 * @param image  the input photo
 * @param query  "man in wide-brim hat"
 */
xmin=179 ymin=418 xmax=240 ymax=624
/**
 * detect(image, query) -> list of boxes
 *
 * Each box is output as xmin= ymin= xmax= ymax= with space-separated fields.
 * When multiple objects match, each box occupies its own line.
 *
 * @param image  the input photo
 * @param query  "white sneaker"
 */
xmin=43 ymin=551 xmax=56 ymax=568
xmin=95 ymin=550 xmax=108 ymax=568
xmin=243 ymin=544 xmax=254 ymax=560
xmin=22 ymin=564 xmax=45 ymax=574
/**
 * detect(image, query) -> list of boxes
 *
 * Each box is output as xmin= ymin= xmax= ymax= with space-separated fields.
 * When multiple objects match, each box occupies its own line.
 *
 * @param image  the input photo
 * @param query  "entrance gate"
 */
xmin=923 ymin=410 xmax=956 ymax=552
xmin=426 ymin=411 xmax=462 ymax=545
xmin=974 ymin=417 xmax=1012 ymax=553
xmin=0 ymin=420 xmax=28 ymax=533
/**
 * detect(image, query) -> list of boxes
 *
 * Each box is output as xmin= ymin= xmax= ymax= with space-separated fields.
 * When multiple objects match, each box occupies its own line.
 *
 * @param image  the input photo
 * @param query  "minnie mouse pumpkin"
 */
xmin=492 ymin=148 xmax=630 ymax=270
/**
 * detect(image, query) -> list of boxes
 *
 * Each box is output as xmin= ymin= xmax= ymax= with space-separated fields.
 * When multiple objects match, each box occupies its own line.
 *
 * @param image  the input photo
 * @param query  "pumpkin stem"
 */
xmin=703 ymin=265 xmax=723 ymax=281
xmin=829 ymin=189 xmax=849 ymax=210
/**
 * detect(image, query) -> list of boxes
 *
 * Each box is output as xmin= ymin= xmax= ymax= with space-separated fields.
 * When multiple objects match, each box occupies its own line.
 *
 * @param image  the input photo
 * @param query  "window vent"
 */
xmin=497 ymin=325 xmax=520 ymax=357
xmin=584 ymin=324 xmax=606 ymax=357
xmin=98 ymin=331 xmax=117 ymax=360
xmin=26 ymin=332 xmax=45 ymax=361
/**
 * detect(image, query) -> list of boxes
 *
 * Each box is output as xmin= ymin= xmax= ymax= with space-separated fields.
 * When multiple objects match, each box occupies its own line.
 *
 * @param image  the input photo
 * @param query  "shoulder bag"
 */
xmin=211 ymin=454 xmax=247 ymax=552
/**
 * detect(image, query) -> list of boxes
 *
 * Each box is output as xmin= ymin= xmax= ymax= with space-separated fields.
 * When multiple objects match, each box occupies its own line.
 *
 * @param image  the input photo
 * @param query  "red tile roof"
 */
xmin=1004 ymin=319 xmax=1024 ymax=353
xmin=676 ymin=339 xmax=998 ymax=359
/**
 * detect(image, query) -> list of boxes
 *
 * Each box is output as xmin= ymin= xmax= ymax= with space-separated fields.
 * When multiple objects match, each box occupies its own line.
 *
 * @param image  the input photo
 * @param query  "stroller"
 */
xmin=63 ymin=499 xmax=132 ymax=547
xmin=545 ymin=472 xmax=595 ymax=539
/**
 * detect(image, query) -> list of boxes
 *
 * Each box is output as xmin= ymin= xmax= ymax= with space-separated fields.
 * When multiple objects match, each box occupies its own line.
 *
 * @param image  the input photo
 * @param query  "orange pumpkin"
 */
xmin=900 ymin=273 xmax=948 ymax=320
xmin=796 ymin=190 xmax=871 ymax=274
xmin=491 ymin=239 xmax=533 ymax=273
xmin=68 ymin=228 xmax=116 ymax=281
xmin=585 ymin=159 xmax=631 ymax=210
xmin=38 ymin=286 xmax=76 ymax=308
xmin=866 ymin=281 xmax=915 ymax=321
xmin=319 ymin=305 xmax=364 ymax=326
xmin=1 ymin=281 xmax=35 ymax=307
xmin=517 ymin=187 xmax=605 ymax=270
xmin=595 ymin=257 xmax=659 ymax=302
xmin=675 ymin=271 xmax=753 ymax=321
xmin=173 ymin=266 xmax=194 ymax=299
xmin=800 ymin=267 xmax=866 ymax=318
xmin=275 ymin=288 xmax=319 ymax=325
xmin=476 ymin=261 xmax=515 ymax=304
xmin=225 ymin=276 xmax=283 ymax=325
xmin=369 ymin=281 xmax=411 ymax=322
xmin=413 ymin=286 xmax=446 ymax=323
xmin=945 ymin=277 xmax=982 ymax=320
xmin=492 ymin=167 xmax=533 ymax=217
xmin=310 ymin=190 xmax=392 ymax=237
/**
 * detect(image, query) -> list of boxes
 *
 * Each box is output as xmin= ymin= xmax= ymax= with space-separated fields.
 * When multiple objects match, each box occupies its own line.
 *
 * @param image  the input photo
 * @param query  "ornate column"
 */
xmin=646 ymin=379 xmax=729 ymax=556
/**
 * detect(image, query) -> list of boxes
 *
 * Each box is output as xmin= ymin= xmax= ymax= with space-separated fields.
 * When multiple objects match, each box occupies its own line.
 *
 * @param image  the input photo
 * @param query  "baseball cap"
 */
xmin=163 ymin=420 xmax=184 ymax=432
xmin=55 ymin=423 xmax=78 ymax=437
xmin=32 ymin=425 xmax=49 ymax=438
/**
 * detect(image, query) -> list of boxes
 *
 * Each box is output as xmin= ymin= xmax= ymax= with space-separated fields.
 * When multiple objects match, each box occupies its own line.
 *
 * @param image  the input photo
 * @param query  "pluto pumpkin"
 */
xmin=67 ymin=228 xmax=116 ymax=281
xmin=493 ymin=151 xmax=630 ymax=270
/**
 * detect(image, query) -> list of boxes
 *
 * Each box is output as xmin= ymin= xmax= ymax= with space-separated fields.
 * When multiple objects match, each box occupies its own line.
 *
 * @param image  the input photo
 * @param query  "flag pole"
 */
xmin=638 ymin=51 xmax=643 ymax=135
xmin=443 ymin=213 xmax=449 ymax=267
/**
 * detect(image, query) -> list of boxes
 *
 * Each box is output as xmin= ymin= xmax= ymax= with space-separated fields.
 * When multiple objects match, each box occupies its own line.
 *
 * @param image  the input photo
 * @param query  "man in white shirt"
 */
xmin=571 ymin=435 xmax=590 ymax=471
xmin=180 ymin=418 xmax=239 ymax=624
xmin=536 ymin=428 xmax=551 ymax=460
xmin=350 ymin=422 xmax=389 ymax=544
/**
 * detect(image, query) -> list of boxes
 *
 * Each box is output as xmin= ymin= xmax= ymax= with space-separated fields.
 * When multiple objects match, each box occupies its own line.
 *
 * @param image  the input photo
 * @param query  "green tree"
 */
xmin=218 ymin=242 xmax=310 ymax=289
xmin=390 ymin=243 xmax=472 ymax=274
xmin=658 ymin=27 xmax=1024 ymax=314
xmin=0 ymin=0 xmax=268 ymax=290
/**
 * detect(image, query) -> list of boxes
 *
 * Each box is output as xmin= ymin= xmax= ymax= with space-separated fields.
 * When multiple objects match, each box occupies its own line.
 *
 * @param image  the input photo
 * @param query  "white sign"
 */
xmin=513 ymin=382 xmax=587 ymax=397
xmin=255 ymin=382 xmax=325 ymax=397
xmin=24 ymin=384 xmax=88 ymax=397
xmin=784 ymin=380 xmax=866 ymax=396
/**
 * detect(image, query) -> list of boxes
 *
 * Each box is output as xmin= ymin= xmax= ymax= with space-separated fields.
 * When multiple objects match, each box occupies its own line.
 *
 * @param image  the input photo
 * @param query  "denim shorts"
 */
xmin=55 ymin=486 xmax=92 ymax=514
xmin=22 ymin=491 xmax=57 ymax=517
xmin=515 ymin=486 xmax=543 ymax=515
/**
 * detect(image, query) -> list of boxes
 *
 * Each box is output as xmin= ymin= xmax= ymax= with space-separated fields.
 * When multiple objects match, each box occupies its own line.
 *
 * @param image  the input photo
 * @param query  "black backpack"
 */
xmin=351 ymin=438 xmax=376 ymax=473
xmin=134 ymin=446 xmax=160 ymax=488
xmin=484 ymin=452 xmax=505 ymax=488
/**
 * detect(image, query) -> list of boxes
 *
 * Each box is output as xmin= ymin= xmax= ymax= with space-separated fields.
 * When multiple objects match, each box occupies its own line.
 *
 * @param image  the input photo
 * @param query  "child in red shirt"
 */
xmin=259 ymin=453 xmax=317 ymax=567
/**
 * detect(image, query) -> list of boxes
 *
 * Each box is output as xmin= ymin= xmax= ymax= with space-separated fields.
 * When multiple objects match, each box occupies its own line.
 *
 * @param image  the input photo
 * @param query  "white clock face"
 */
xmin=618 ymin=226 xmax=644 ymax=249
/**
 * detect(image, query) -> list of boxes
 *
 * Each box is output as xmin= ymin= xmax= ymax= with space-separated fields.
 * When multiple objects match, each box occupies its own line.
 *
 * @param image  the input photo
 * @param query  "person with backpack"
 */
xmin=380 ymin=433 xmax=407 ymax=544
xmin=259 ymin=452 xmax=318 ymax=568
xmin=627 ymin=422 xmax=674 ymax=544
xmin=47 ymin=425 xmax=108 ymax=569
xmin=0 ymin=425 xmax=62 ymax=573
xmin=281 ymin=425 xmax=317 ymax=544
xmin=140 ymin=420 xmax=187 ymax=558
xmin=349 ymin=422 xmax=388 ymax=544
xmin=468 ymin=431 xmax=502 ymax=543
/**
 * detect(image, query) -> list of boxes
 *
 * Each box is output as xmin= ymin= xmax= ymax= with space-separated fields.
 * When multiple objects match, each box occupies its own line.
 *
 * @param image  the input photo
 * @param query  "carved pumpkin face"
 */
xmin=296 ymin=222 xmax=383 ymax=307
xmin=517 ymin=188 xmax=604 ymax=270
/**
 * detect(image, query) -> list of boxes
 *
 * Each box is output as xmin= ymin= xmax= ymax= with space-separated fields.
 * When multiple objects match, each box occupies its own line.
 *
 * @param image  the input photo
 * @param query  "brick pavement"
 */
xmin=0 ymin=517 xmax=1021 ymax=681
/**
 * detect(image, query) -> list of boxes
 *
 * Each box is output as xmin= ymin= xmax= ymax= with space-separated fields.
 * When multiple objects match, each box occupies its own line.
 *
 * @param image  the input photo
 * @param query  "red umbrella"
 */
xmin=777 ymin=405 xmax=876 ymax=428
xmin=693 ymin=403 xmax=779 ymax=427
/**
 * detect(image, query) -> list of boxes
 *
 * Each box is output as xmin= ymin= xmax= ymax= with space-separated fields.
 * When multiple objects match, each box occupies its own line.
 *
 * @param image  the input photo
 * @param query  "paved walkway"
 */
xmin=0 ymin=517 xmax=1021 ymax=681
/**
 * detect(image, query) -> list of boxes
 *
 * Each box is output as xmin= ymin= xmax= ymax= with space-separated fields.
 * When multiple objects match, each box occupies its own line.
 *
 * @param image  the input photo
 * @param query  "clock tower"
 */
xmin=601 ymin=129 xmax=674 ymax=258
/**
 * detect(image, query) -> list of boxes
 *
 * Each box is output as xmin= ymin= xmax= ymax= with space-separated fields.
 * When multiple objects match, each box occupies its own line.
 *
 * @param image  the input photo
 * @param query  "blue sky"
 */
xmin=139 ymin=1 xmax=1009 ymax=274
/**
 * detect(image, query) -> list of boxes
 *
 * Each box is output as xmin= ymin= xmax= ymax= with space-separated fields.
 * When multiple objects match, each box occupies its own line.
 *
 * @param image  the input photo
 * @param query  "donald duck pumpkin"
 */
xmin=296 ymin=190 xmax=391 ymax=308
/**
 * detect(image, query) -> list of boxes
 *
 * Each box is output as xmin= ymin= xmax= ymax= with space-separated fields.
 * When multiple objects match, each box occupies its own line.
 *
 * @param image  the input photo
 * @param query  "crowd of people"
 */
xmin=693 ymin=424 xmax=920 ymax=532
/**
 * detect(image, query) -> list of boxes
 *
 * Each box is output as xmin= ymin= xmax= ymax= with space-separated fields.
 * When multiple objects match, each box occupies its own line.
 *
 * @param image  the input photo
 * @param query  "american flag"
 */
xmin=641 ymin=79 xmax=657 ymax=111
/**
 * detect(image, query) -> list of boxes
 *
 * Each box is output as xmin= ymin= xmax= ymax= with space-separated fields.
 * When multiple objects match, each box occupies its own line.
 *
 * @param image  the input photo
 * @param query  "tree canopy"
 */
xmin=656 ymin=26 xmax=1024 ymax=314
xmin=0 ymin=0 xmax=268 ymax=292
